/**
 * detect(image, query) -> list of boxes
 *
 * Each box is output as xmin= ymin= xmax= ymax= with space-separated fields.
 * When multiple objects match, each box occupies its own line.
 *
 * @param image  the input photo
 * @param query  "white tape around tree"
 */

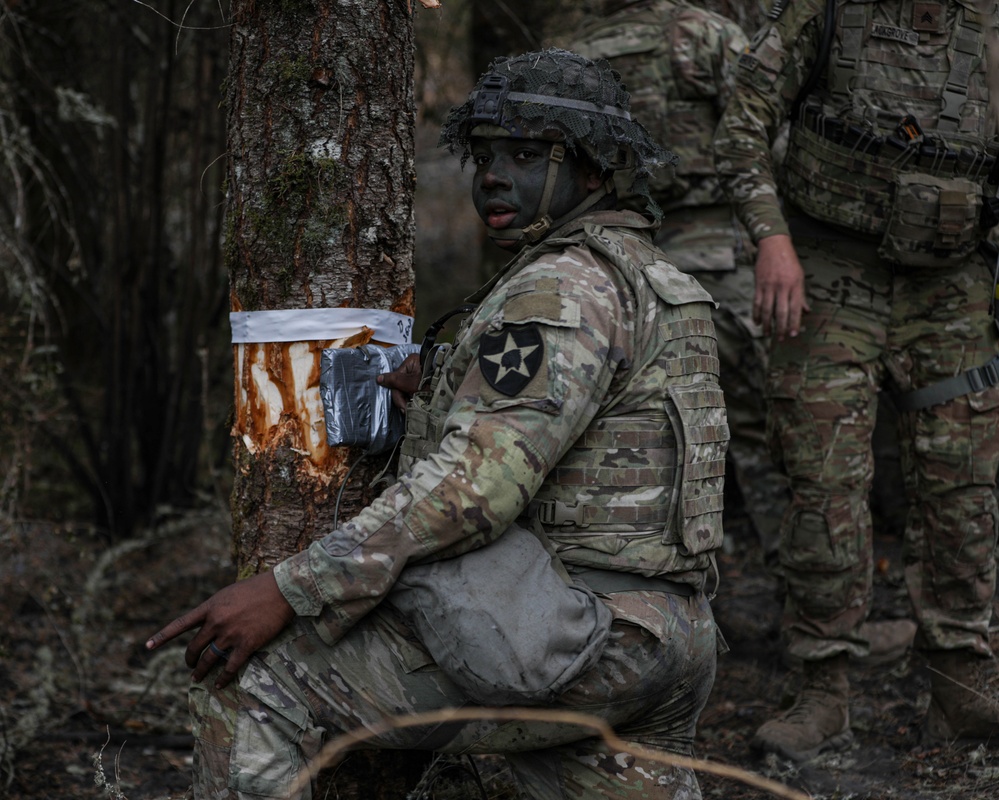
xmin=230 ymin=308 xmax=414 ymax=345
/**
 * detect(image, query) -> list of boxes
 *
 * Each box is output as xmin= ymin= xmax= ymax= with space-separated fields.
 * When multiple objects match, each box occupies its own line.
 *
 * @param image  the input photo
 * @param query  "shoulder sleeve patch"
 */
xmin=478 ymin=324 xmax=545 ymax=397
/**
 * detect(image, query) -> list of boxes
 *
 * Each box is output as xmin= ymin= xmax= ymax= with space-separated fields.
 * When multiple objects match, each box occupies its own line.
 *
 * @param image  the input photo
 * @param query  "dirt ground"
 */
xmin=2 ymin=506 xmax=998 ymax=800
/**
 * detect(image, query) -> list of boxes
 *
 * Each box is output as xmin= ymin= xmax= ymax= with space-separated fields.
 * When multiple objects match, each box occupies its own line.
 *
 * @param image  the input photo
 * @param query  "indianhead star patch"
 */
xmin=478 ymin=325 xmax=544 ymax=397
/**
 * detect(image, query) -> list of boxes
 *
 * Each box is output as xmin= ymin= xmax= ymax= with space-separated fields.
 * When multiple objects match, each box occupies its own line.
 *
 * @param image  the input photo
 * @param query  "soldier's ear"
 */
xmin=580 ymin=156 xmax=609 ymax=191
xmin=585 ymin=169 xmax=605 ymax=191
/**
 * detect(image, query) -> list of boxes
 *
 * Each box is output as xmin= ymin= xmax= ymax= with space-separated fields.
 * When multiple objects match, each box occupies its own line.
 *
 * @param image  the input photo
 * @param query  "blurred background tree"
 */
xmin=0 ymin=0 xmax=230 ymax=537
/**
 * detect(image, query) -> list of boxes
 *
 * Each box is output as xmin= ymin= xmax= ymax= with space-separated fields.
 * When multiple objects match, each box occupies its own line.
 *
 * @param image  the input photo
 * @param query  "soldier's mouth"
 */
xmin=485 ymin=202 xmax=518 ymax=229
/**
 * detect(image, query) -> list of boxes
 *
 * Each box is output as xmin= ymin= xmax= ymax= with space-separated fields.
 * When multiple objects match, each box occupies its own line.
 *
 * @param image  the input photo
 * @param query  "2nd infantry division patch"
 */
xmin=478 ymin=325 xmax=544 ymax=396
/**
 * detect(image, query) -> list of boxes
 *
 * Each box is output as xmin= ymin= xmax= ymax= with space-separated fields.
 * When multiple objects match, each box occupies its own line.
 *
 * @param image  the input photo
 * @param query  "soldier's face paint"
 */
xmin=470 ymin=137 xmax=599 ymax=249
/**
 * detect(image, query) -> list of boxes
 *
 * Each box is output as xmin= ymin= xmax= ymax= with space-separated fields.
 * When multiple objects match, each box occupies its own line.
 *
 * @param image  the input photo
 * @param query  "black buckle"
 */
xmin=984 ymin=357 xmax=999 ymax=388
xmin=968 ymin=357 xmax=999 ymax=393
xmin=537 ymin=500 xmax=589 ymax=528
xmin=470 ymin=74 xmax=510 ymax=126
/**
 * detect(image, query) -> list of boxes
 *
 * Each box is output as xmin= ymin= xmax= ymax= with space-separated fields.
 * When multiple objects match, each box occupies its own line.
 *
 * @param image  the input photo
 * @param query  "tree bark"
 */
xmin=225 ymin=1 xmax=426 ymax=795
xmin=226 ymin=0 xmax=417 ymax=573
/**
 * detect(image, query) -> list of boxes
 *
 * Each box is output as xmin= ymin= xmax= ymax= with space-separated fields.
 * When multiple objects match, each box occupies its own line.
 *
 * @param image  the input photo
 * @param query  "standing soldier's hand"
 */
xmin=753 ymin=234 xmax=810 ymax=340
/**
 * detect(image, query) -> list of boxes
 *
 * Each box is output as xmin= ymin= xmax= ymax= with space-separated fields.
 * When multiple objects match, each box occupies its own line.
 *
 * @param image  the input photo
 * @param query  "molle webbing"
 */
xmin=660 ymin=317 xmax=720 ymax=376
xmin=827 ymin=0 xmax=988 ymax=134
xmin=795 ymin=106 xmax=997 ymax=180
xmin=398 ymin=398 xmax=442 ymax=466
xmin=526 ymin=381 xmax=728 ymax=553
xmin=828 ymin=2 xmax=868 ymax=97
xmin=665 ymin=383 xmax=727 ymax=546
xmin=784 ymin=121 xmax=993 ymax=241
xmin=941 ymin=5 xmax=986 ymax=133
xmin=525 ymin=416 xmax=678 ymax=529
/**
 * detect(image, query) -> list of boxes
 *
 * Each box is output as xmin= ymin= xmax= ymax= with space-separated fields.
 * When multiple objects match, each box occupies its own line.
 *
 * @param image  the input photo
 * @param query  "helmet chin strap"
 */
xmin=486 ymin=143 xmax=614 ymax=247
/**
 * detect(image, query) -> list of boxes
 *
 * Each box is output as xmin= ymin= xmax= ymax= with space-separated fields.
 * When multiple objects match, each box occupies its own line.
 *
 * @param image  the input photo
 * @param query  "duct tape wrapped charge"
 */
xmin=320 ymin=343 xmax=421 ymax=454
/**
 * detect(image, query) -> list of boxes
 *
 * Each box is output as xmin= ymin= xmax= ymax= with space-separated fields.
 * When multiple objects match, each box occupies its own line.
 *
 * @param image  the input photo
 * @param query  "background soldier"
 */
xmin=570 ymin=0 xmax=917 ymax=665
xmin=715 ymin=0 xmax=999 ymax=762
xmin=570 ymin=0 xmax=788 ymax=562
xmin=148 ymin=49 xmax=727 ymax=799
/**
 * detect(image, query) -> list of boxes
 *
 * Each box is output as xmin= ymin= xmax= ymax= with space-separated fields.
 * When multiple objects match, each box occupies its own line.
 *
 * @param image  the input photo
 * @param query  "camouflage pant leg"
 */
xmin=888 ymin=256 xmax=999 ymax=655
xmin=769 ymin=238 xmax=999 ymax=659
xmin=190 ymin=593 xmax=717 ymax=799
xmin=766 ymin=240 xmax=890 ymax=661
xmin=506 ymin=745 xmax=701 ymax=800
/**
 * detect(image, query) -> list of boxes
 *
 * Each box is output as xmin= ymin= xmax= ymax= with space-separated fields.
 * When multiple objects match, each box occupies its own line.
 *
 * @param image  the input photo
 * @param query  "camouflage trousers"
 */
xmin=189 ymin=591 xmax=717 ymax=799
xmin=768 ymin=233 xmax=999 ymax=661
xmin=694 ymin=267 xmax=789 ymax=557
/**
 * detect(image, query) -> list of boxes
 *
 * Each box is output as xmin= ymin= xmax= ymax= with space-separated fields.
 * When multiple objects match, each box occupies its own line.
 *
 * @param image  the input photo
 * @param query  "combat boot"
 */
xmin=925 ymin=650 xmax=999 ymax=742
xmin=753 ymin=653 xmax=853 ymax=762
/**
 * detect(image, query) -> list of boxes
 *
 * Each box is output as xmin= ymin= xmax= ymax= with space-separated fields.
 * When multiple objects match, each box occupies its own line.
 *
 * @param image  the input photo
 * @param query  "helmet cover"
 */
xmin=440 ymin=48 xmax=675 ymax=215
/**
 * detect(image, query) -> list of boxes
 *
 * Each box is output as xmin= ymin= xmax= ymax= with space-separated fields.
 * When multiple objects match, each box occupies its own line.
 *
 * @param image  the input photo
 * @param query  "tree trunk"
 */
xmin=226 ymin=0 xmax=417 ymax=570
xmin=225 ymin=0 xmax=427 ymax=795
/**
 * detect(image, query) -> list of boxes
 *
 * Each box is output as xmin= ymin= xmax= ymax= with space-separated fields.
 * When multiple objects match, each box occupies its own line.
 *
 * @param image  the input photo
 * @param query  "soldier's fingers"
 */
xmin=788 ymin=288 xmax=810 ymax=338
xmin=212 ymin=648 xmax=249 ymax=690
xmin=146 ymin=606 xmax=207 ymax=653
xmin=390 ymin=387 xmax=409 ymax=411
xmin=191 ymin=639 xmax=234 ymax=684
xmin=754 ymin=287 xmax=772 ymax=336
xmin=774 ymin=290 xmax=791 ymax=341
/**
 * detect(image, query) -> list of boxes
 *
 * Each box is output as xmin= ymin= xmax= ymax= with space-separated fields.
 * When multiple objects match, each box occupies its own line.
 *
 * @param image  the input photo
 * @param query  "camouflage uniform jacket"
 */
xmin=573 ymin=0 xmax=747 ymax=208
xmin=573 ymin=0 xmax=750 ymax=271
xmin=274 ymin=209 xmax=726 ymax=647
xmin=714 ymin=0 xmax=999 ymax=247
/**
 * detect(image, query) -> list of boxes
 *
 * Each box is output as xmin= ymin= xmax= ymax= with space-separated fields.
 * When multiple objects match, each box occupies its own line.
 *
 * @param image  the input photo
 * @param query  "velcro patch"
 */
xmin=478 ymin=325 xmax=544 ymax=397
xmin=912 ymin=3 xmax=944 ymax=34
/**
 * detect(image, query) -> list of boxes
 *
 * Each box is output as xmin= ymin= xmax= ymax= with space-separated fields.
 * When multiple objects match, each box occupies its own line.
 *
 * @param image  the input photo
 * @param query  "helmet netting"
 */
xmin=440 ymin=48 xmax=675 ymax=216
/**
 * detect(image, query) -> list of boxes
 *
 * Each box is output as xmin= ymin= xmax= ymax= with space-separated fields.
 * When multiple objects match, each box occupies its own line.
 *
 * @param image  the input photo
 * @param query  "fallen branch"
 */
xmin=294 ymin=706 xmax=811 ymax=800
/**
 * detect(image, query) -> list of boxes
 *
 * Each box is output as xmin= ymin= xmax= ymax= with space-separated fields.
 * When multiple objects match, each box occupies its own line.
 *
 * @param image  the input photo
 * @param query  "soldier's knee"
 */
xmin=780 ymin=500 xmax=868 ymax=613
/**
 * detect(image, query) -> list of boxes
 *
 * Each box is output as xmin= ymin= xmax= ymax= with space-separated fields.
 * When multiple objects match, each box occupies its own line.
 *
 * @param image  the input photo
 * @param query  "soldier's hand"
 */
xmin=377 ymin=352 xmax=422 ymax=410
xmin=753 ymin=234 xmax=810 ymax=341
xmin=145 ymin=570 xmax=295 ymax=689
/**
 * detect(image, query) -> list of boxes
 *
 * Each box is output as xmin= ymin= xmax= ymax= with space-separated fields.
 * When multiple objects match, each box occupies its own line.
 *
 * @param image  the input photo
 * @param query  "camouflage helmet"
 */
xmin=440 ymin=48 xmax=674 ymax=223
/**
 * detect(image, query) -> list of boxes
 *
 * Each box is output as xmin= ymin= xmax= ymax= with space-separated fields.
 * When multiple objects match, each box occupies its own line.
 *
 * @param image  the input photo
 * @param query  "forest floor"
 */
xmin=2 ymin=506 xmax=998 ymax=800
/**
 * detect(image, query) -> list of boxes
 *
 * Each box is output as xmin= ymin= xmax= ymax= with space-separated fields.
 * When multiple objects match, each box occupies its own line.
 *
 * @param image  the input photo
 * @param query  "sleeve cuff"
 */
xmin=745 ymin=203 xmax=791 ymax=243
xmin=273 ymin=547 xmax=326 ymax=616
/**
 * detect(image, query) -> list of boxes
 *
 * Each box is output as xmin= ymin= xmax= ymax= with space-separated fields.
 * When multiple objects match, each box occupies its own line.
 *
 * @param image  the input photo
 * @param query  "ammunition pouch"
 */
xmin=785 ymin=120 xmax=993 ymax=268
xmin=877 ymin=173 xmax=981 ymax=268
